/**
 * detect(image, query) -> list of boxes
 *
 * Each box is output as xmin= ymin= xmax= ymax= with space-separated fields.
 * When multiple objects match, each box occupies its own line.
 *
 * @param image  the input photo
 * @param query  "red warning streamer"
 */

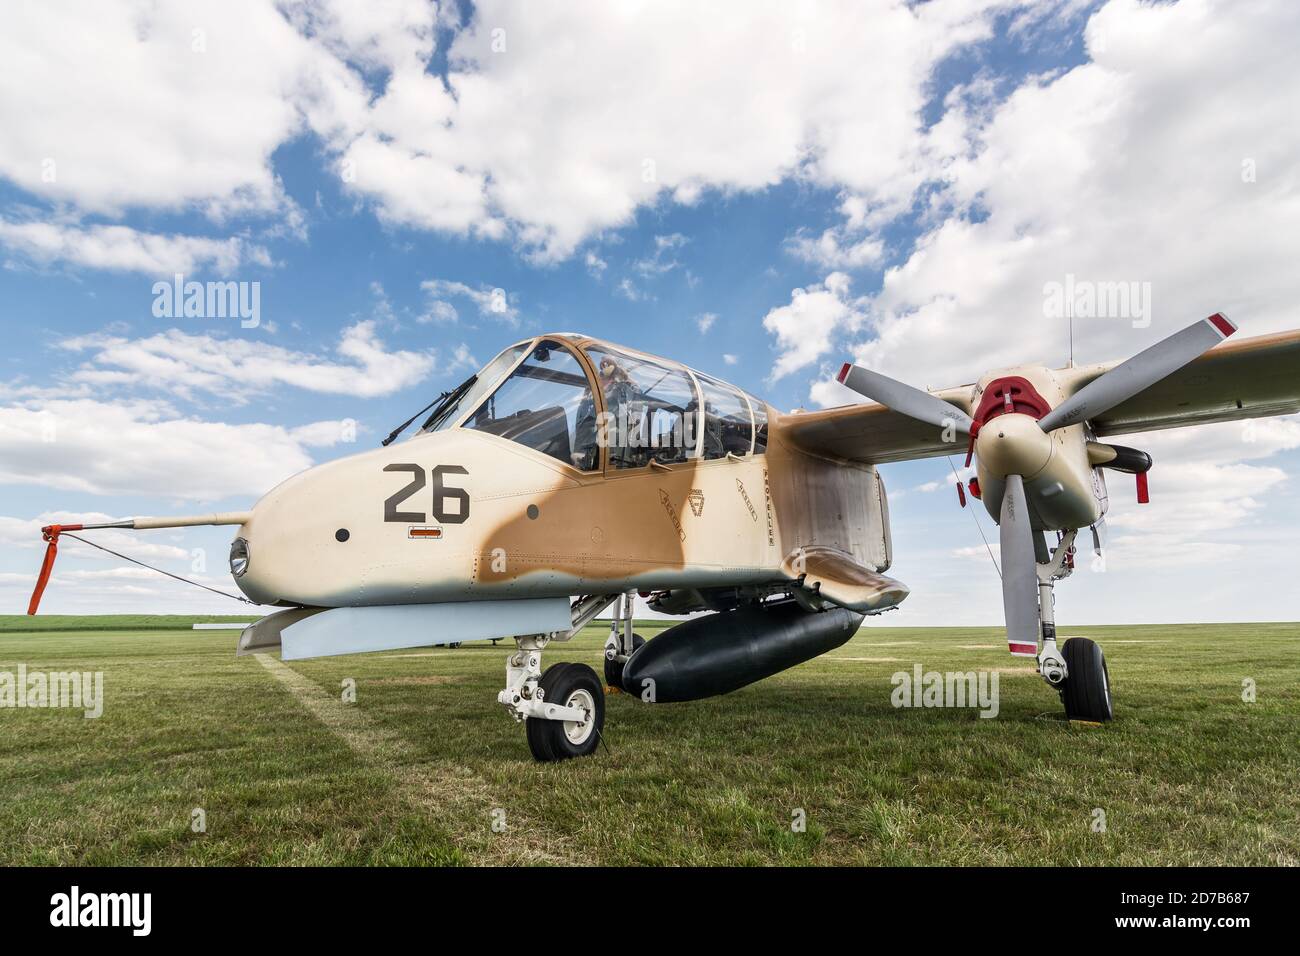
xmin=27 ymin=523 xmax=82 ymax=615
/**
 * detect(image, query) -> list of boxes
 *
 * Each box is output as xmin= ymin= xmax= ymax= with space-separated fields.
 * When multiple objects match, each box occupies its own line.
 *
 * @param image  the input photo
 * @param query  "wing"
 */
xmin=1077 ymin=329 xmax=1300 ymax=436
xmin=780 ymin=329 xmax=1300 ymax=463
xmin=777 ymin=384 xmax=974 ymax=464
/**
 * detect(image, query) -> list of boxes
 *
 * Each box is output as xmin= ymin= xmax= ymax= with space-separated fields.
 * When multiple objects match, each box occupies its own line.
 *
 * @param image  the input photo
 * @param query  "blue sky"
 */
xmin=2 ymin=0 xmax=1298 ymax=622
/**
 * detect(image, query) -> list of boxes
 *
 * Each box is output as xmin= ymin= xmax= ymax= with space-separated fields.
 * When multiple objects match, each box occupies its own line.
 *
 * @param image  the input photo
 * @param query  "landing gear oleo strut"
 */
xmin=603 ymin=591 xmax=645 ymax=694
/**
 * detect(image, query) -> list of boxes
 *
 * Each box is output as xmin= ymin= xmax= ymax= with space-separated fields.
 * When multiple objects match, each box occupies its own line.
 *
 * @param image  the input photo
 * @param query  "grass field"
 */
xmin=1 ymin=617 xmax=1296 ymax=866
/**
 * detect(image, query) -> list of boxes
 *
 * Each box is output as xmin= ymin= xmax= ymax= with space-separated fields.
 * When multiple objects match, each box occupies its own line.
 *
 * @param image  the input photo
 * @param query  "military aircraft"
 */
xmin=27 ymin=318 xmax=1300 ymax=760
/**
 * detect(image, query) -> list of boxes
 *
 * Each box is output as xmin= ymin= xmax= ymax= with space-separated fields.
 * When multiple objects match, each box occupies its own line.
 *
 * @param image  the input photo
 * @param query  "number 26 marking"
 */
xmin=383 ymin=464 xmax=469 ymax=523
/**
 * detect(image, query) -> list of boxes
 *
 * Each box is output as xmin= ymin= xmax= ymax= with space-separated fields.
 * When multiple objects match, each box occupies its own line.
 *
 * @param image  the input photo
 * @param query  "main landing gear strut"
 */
xmin=1035 ymin=530 xmax=1113 ymax=723
xmin=603 ymin=591 xmax=646 ymax=694
xmin=497 ymin=593 xmax=621 ymax=761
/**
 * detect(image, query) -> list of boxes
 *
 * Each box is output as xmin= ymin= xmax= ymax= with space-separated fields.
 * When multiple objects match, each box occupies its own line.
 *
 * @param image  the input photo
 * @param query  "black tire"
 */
xmin=525 ymin=663 xmax=605 ymax=762
xmin=603 ymin=633 xmax=646 ymax=691
xmin=1060 ymin=637 xmax=1113 ymax=722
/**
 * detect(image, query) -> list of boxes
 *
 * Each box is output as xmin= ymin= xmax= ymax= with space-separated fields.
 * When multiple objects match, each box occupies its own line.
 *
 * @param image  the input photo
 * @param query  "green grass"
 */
xmin=0 ymin=614 xmax=255 ymax=632
xmin=0 ymin=619 xmax=1296 ymax=865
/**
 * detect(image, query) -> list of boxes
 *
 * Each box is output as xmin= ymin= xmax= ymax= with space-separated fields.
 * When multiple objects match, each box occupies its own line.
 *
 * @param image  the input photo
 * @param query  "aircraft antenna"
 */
xmin=59 ymin=532 xmax=255 ymax=605
xmin=1068 ymin=308 xmax=1075 ymax=368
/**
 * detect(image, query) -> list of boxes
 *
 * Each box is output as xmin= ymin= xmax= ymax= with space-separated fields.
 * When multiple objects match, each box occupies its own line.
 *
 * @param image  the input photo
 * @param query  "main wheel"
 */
xmin=525 ymin=663 xmax=605 ymax=762
xmin=1060 ymin=637 xmax=1113 ymax=722
xmin=603 ymin=633 xmax=646 ymax=691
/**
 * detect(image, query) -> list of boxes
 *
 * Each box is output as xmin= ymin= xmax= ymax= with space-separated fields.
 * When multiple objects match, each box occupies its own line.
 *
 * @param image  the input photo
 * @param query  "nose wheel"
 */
xmin=525 ymin=663 xmax=605 ymax=761
xmin=1059 ymin=637 xmax=1113 ymax=723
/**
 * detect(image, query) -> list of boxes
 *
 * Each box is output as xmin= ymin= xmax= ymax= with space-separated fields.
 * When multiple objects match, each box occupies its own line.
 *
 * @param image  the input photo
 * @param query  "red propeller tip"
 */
xmin=836 ymin=362 xmax=852 ymax=384
xmin=1207 ymin=313 xmax=1236 ymax=338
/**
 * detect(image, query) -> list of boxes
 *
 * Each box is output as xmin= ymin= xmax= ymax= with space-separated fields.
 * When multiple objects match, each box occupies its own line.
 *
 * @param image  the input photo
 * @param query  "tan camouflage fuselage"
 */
xmin=233 ymin=335 xmax=895 ymax=610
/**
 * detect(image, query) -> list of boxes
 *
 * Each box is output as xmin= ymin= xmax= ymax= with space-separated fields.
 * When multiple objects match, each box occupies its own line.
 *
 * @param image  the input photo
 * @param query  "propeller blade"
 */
xmin=837 ymin=363 xmax=974 ymax=434
xmin=999 ymin=474 xmax=1040 ymax=656
xmin=1039 ymin=313 xmax=1237 ymax=432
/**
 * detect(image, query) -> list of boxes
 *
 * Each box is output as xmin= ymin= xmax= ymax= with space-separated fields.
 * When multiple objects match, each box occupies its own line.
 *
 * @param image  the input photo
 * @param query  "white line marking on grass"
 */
xmin=253 ymin=653 xmax=573 ymax=864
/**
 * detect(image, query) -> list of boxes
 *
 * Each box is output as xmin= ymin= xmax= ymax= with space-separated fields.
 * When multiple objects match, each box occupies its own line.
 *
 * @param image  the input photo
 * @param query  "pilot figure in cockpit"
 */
xmin=574 ymin=355 xmax=636 ymax=470
xmin=595 ymin=355 xmax=644 ymax=467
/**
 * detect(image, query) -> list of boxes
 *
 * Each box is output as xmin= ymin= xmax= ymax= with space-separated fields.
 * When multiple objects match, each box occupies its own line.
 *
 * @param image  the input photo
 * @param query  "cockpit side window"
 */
xmin=586 ymin=346 xmax=700 ymax=468
xmin=697 ymin=373 xmax=753 ymax=458
xmin=462 ymin=340 xmax=600 ymax=470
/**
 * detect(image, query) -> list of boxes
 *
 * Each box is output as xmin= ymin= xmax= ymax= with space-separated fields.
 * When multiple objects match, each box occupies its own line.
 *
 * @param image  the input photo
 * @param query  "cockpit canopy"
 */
xmin=422 ymin=334 xmax=768 ymax=472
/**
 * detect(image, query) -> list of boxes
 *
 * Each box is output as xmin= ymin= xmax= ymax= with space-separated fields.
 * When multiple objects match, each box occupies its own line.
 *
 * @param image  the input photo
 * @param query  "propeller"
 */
xmin=836 ymin=363 xmax=973 ymax=434
xmin=999 ymin=475 xmax=1040 ymax=655
xmin=1038 ymin=313 xmax=1236 ymax=431
xmin=837 ymin=313 xmax=1237 ymax=654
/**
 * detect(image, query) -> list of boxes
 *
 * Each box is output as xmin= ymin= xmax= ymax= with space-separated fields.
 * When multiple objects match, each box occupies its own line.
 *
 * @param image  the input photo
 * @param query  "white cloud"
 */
xmin=616 ymin=278 xmax=644 ymax=302
xmin=0 ymin=0 xmax=344 ymax=219
xmin=785 ymin=226 xmax=885 ymax=270
xmin=696 ymin=312 xmax=718 ymax=334
xmin=289 ymin=0 xmax=439 ymax=74
xmin=0 ymin=219 xmax=271 ymax=275
xmin=0 ymin=0 xmax=1043 ymax=265
xmin=0 ymin=398 xmax=351 ymax=500
xmin=1097 ymin=417 xmax=1300 ymax=566
xmin=418 ymin=279 xmax=519 ymax=326
xmin=836 ymin=0 xmax=1300 ymax=390
xmin=0 ymin=512 xmax=190 ymax=561
xmin=311 ymin=0 xmax=1029 ymax=260
xmin=763 ymin=272 xmax=863 ymax=381
xmin=584 ymin=251 xmax=608 ymax=278
xmin=57 ymin=321 xmax=436 ymax=401
xmin=775 ymin=0 xmax=1300 ymax=614
xmin=421 ymin=300 xmax=459 ymax=323
xmin=634 ymin=234 xmax=689 ymax=276
xmin=723 ymin=353 xmax=739 ymax=365
xmin=286 ymin=420 xmax=364 ymax=448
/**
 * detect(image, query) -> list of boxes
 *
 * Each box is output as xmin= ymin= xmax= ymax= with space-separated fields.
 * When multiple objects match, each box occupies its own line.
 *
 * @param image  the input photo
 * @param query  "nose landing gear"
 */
xmin=1035 ymin=530 xmax=1113 ymax=723
xmin=497 ymin=594 xmax=619 ymax=762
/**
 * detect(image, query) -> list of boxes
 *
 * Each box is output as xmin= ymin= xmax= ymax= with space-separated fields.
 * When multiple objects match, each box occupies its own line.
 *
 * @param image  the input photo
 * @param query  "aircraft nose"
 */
xmin=228 ymin=509 xmax=281 ymax=606
xmin=975 ymin=412 xmax=1053 ymax=479
xmin=228 ymin=529 xmax=265 ymax=603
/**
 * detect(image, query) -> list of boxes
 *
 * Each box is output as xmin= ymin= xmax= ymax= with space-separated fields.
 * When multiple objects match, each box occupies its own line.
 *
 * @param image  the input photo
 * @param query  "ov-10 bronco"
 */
xmin=28 ymin=318 xmax=1300 ymax=760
